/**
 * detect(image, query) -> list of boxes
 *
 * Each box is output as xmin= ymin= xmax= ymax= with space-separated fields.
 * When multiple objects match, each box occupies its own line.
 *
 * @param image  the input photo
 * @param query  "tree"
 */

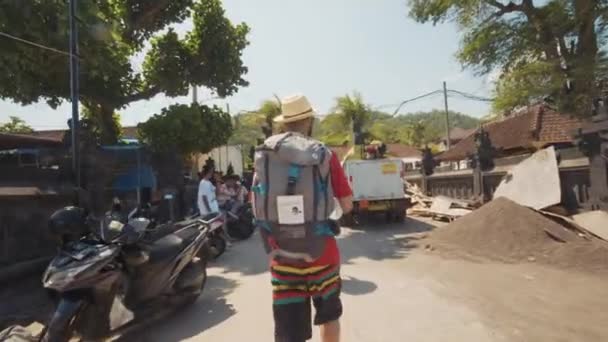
xmin=138 ymin=103 xmax=232 ymax=156
xmin=0 ymin=0 xmax=249 ymax=143
xmin=333 ymin=92 xmax=372 ymax=139
xmin=258 ymin=99 xmax=281 ymax=138
xmin=81 ymin=106 xmax=122 ymax=144
xmin=408 ymin=0 xmax=608 ymax=116
xmin=0 ymin=116 xmax=33 ymax=134
xmin=314 ymin=113 xmax=350 ymax=145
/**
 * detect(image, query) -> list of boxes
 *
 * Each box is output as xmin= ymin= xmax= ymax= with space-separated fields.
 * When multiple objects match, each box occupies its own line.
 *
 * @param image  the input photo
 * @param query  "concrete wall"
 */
xmin=405 ymin=148 xmax=593 ymax=212
xmin=0 ymin=192 xmax=73 ymax=266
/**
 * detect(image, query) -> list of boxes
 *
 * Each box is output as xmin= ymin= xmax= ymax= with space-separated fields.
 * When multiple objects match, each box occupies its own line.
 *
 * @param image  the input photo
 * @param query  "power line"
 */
xmin=391 ymin=90 xmax=444 ymax=116
xmin=447 ymin=89 xmax=493 ymax=102
xmin=0 ymin=31 xmax=75 ymax=58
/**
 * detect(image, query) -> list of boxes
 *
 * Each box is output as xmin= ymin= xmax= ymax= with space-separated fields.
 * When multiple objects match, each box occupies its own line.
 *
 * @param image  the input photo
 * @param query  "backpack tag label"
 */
xmin=277 ymin=195 xmax=305 ymax=224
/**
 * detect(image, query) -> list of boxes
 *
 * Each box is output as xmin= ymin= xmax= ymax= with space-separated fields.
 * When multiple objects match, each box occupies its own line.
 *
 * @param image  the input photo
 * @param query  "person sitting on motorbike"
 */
xmin=233 ymin=176 xmax=249 ymax=205
xmin=218 ymin=174 xmax=238 ymax=208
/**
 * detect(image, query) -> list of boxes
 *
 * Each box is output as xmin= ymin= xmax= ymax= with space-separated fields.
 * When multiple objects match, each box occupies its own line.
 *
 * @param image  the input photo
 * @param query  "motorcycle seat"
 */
xmin=144 ymin=227 xmax=199 ymax=264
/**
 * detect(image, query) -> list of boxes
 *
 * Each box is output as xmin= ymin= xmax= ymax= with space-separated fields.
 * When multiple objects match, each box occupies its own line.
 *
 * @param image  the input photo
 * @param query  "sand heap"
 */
xmin=428 ymin=197 xmax=608 ymax=273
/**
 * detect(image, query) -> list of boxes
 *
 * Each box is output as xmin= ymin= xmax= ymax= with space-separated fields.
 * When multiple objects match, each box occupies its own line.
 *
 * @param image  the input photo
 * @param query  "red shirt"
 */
xmin=271 ymin=151 xmax=352 ymax=266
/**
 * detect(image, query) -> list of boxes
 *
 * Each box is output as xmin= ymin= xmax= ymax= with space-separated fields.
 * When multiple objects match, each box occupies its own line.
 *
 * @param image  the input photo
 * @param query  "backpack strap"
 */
xmin=312 ymin=164 xmax=319 ymax=224
xmin=263 ymin=153 xmax=270 ymax=220
xmin=286 ymin=163 xmax=301 ymax=196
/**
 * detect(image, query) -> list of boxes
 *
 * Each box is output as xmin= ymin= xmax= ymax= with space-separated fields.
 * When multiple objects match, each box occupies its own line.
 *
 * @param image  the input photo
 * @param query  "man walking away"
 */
xmin=252 ymin=94 xmax=353 ymax=342
xmin=197 ymin=164 xmax=219 ymax=217
xmin=198 ymin=164 xmax=232 ymax=246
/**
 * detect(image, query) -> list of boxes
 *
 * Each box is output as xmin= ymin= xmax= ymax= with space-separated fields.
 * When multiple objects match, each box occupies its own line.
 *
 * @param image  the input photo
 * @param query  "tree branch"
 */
xmin=485 ymin=0 xmax=524 ymax=17
xmin=124 ymin=85 xmax=160 ymax=104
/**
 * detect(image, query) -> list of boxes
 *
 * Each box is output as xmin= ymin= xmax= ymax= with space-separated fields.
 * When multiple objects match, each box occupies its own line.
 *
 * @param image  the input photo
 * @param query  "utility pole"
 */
xmin=443 ymin=81 xmax=451 ymax=150
xmin=69 ymin=0 xmax=80 ymax=187
xmin=192 ymin=85 xmax=198 ymax=104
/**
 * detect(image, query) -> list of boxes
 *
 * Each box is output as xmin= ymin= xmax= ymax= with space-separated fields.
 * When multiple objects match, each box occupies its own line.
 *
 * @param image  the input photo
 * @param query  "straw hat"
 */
xmin=273 ymin=94 xmax=317 ymax=124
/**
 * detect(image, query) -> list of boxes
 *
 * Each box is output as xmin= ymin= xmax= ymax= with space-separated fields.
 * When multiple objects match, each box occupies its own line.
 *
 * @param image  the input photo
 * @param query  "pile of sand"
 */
xmin=427 ymin=197 xmax=608 ymax=273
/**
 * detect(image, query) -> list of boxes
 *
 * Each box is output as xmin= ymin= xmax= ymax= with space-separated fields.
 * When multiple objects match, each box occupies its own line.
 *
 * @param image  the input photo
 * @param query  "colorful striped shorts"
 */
xmin=271 ymin=263 xmax=341 ymax=305
xmin=271 ymin=263 xmax=343 ymax=341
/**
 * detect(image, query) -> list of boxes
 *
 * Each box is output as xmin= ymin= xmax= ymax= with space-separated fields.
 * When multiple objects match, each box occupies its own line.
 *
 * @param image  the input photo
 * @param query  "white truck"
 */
xmin=343 ymin=158 xmax=409 ymax=224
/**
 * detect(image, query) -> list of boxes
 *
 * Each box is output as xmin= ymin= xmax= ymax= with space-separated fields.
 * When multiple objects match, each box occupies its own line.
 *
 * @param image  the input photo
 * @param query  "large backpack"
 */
xmin=252 ymin=132 xmax=335 ymax=262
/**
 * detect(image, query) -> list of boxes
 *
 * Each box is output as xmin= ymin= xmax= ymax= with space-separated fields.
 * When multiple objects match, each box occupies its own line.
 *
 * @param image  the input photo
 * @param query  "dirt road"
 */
xmin=120 ymin=218 xmax=608 ymax=342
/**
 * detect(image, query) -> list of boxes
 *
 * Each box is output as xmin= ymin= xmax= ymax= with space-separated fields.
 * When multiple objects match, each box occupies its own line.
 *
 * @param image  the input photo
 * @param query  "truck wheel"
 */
xmin=385 ymin=211 xmax=393 ymax=223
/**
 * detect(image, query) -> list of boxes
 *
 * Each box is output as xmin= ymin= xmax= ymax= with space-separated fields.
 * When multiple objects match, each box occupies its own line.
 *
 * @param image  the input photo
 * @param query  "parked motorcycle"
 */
xmin=38 ymin=203 xmax=211 ymax=342
xmin=197 ymin=213 xmax=228 ymax=260
xmin=222 ymin=200 xmax=255 ymax=240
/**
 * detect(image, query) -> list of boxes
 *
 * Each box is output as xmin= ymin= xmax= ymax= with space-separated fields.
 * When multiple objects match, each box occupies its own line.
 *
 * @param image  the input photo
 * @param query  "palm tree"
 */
xmin=333 ymin=92 xmax=371 ymax=145
xmin=258 ymin=99 xmax=281 ymax=138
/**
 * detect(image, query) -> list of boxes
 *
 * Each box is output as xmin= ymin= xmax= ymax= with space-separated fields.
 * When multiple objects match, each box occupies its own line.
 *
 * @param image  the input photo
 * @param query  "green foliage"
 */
xmin=316 ymin=109 xmax=479 ymax=148
xmin=81 ymin=105 xmax=123 ymax=144
xmin=229 ymin=99 xmax=280 ymax=147
xmin=314 ymin=113 xmax=350 ymax=145
xmin=138 ymin=103 xmax=232 ymax=156
xmin=333 ymin=92 xmax=372 ymax=133
xmin=0 ymin=116 xmax=33 ymax=134
xmin=0 ymin=0 xmax=249 ymax=140
xmin=408 ymin=0 xmax=608 ymax=116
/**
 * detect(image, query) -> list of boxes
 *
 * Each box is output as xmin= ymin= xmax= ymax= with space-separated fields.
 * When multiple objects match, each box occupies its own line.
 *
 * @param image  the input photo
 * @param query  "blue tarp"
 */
xmin=112 ymin=165 xmax=157 ymax=192
xmin=101 ymin=142 xmax=157 ymax=192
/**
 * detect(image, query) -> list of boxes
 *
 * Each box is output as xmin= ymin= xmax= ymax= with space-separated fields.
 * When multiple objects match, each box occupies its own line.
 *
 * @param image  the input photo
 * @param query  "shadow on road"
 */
xmin=206 ymin=233 xmax=269 ymax=277
xmin=339 ymin=217 xmax=435 ymax=265
xmin=341 ymin=276 xmax=378 ymax=295
xmin=0 ymin=275 xmax=52 ymax=331
xmin=116 ymin=275 xmax=238 ymax=342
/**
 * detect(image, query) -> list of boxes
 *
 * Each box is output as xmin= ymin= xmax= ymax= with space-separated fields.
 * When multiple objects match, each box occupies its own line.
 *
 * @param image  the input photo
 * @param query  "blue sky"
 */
xmin=0 ymin=0 xmax=493 ymax=130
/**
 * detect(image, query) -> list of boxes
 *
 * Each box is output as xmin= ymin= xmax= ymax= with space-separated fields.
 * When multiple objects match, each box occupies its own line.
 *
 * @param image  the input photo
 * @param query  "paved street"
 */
xmin=119 ymin=218 xmax=608 ymax=342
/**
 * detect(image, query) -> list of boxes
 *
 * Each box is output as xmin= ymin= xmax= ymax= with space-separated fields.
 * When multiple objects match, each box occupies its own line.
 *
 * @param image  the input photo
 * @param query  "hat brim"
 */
xmin=273 ymin=110 xmax=316 ymax=124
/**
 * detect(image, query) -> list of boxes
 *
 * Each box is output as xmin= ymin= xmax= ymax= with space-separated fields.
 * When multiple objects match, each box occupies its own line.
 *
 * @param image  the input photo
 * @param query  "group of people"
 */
xmin=197 ymin=164 xmax=249 ymax=248
xmin=197 ymin=167 xmax=249 ymax=217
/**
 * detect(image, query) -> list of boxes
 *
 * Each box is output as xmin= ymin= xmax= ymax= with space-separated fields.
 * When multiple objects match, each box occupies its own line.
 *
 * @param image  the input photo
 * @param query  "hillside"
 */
xmin=315 ymin=109 xmax=480 ymax=146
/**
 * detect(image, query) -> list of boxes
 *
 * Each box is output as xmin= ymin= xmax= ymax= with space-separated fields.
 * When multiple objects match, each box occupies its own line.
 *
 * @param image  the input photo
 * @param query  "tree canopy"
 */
xmin=0 ymin=0 xmax=249 ymax=143
xmin=408 ymin=0 xmax=608 ymax=116
xmin=0 ymin=116 xmax=33 ymax=134
xmin=138 ymin=103 xmax=232 ymax=156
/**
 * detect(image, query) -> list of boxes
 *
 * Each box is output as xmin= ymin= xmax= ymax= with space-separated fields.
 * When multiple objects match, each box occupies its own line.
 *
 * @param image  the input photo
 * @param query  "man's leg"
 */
xmin=311 ymin=266 xmax=342 ymax=342
xmin=273 ymin=298 xmax=312 ymax=342
xmin=271 ymin=264 xmax=312 ymax=342
xmin=320 ymin=320 xmax=340 ymax=342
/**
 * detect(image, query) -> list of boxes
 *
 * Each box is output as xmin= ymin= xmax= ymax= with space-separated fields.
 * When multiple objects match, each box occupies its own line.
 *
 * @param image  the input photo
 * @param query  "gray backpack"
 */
xmin=252 ymin=132 xmax=335 ymax=262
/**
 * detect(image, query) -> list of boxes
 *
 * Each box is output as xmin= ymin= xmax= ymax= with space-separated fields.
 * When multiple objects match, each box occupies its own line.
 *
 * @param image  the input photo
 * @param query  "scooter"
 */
xmin=196 ymin=212 xmax=228 ymax=260
xmin=38 ymin=202 xmax=211 ymax=342
xmin=222 ymin=200 xmax=255 ymax=240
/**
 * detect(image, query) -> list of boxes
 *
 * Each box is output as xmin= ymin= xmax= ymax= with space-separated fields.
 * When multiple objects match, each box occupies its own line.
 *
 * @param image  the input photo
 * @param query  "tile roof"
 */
xmin=386 ymin=144 xmax=422 ymax=158
xmin=438 ymin=104 xmax=582 ymax=161
xmin=441 ymin=127 xmax=476 ymax=141
xmin=0 ymin=133 xmax=64 ymax=149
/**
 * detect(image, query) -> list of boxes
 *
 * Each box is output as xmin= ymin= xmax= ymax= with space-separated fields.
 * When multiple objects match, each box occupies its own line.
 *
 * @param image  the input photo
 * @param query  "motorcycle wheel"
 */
xmin=39 ymin=310 xmax=79 ymax=342
xmin=209 ymin=235 xmax=226 ymax=259
xmin=181 ymin=260 xmax=208 ymax=306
